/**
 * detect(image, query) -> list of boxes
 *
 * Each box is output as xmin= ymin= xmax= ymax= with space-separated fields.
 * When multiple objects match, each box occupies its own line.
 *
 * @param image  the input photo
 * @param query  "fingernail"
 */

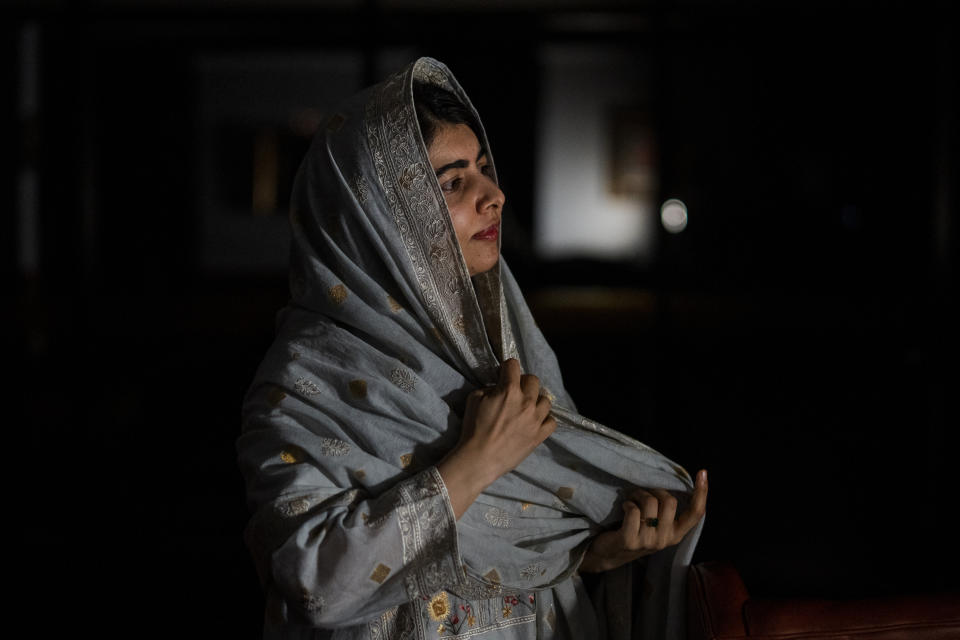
xmin=700 ymin=470 xmax=708 ymax=483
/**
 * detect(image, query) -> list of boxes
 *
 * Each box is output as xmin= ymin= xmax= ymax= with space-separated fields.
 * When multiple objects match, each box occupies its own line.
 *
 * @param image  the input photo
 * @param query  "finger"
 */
xmin=498 ymin=358 xmax=522 ymax=390
xmin=539 ymin=416 xmax=557 ymax=437
xmin=520 ymin=373 xmax=541 ymax=399
xmin=535 ymin=391 xmax=553 ymax=419
xmin=675 ymin=469 xmax=708 ymax=536
xmin=649 ymin=488 xmax=679 ymax=525
xmin=620 ymin=501 xmax=643 ymax=547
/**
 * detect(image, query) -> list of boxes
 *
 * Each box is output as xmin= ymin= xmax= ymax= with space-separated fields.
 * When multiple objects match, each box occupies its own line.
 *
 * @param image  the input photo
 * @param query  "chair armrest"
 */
xmin=688 ymin=560 xmax=750 ymax=640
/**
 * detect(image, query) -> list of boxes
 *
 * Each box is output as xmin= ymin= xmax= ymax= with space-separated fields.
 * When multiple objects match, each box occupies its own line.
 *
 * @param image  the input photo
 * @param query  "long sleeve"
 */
xmin=238 ymin=408 xmax=466 ymax=630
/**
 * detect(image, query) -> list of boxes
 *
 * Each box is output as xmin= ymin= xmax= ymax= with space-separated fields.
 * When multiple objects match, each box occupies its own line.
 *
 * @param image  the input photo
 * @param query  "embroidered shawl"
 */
xmin=238 ymin=57 xmax=702 ymax=640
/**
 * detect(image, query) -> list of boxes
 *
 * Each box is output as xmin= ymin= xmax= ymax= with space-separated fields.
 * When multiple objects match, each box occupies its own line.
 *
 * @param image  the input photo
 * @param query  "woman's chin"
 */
xmin=468 ymin=253 xmax=500 ymax=277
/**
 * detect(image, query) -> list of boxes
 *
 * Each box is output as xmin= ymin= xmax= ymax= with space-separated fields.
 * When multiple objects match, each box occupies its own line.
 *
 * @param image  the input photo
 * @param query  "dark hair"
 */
xmin=413 ymin=81 xmax=484 ymax=149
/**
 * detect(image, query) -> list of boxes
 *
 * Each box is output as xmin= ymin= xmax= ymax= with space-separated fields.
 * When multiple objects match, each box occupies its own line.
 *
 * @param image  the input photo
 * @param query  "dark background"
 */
xmin=7 ymin=0 xmax=957 ymax=636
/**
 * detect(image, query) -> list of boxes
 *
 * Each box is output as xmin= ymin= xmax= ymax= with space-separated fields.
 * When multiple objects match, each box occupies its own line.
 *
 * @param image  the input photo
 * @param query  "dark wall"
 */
xmin=9 ymin=2 xmax=956 ymax=637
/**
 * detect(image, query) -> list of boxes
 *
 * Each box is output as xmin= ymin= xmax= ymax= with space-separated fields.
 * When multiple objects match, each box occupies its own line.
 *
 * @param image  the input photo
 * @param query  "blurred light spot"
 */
xmin=660 ymin=199 xmax=688 ymax=233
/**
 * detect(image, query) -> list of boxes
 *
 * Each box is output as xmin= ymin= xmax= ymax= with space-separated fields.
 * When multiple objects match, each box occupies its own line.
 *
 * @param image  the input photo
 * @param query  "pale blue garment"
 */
xmin=237 ymin=57 xmax=702 ymax=640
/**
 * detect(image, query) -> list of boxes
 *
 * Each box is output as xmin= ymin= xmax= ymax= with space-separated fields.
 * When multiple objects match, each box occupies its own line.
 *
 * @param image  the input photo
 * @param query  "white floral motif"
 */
xmin=390 ymin=367 xmax=416 ymax=392
xmin=318 ymin=437 xmax=350 ymax=456
xmin=294 ymin=377 xmax=322 ymax=396
xmin=354 ymin=173 xmax=369 ymax=204
xmin=484 ymin=507 xmax=511 ymax=528
xmin=301 ymin=589 xmax=324 ymax=613
xmin=520 ymin=563 xmax=545 ymax=580
xmin=276 ymin=497 xmax=311 ymax=517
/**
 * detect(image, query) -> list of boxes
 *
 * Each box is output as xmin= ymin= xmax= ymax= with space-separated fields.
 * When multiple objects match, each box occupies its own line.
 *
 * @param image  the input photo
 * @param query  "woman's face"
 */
xmin=427 ymin=123 xmax=505 ymax=276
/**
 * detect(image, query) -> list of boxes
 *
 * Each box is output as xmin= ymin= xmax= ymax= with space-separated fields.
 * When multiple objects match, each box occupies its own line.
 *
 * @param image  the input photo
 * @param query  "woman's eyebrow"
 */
xmin=434 ymin=147 xmax=489 ymax=177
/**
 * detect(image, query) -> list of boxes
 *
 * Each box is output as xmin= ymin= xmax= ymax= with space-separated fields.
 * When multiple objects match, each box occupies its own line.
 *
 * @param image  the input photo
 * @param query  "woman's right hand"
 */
xmin=437 ymin=358 xmax=556 ymax=518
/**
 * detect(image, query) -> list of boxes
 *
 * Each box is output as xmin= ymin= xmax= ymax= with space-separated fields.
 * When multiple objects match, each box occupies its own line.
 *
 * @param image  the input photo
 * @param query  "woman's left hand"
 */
xmin=579 ymin=469 xmax=708 ymax=573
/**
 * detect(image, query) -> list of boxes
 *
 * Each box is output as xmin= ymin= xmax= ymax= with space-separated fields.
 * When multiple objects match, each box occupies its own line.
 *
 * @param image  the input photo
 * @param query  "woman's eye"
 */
xmin=441 ymin=178 xmax=461 ymax=193
xmin=480 ymin=164 xmax=494 ymax=176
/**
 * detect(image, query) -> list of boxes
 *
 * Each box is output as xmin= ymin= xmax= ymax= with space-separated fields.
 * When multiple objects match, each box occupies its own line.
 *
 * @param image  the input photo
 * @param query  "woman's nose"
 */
xmin=478 ymin=179 xmax=506 ymax=212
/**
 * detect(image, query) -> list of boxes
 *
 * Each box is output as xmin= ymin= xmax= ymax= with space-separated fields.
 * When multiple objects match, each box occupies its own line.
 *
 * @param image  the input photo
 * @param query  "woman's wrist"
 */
xmin=436 ymin=448 xmax=499 ymax=519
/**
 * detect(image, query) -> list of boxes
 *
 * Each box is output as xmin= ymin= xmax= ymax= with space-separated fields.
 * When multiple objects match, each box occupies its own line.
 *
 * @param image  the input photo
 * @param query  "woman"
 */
xmin=238 ymin=57 xmax=707 ymax=640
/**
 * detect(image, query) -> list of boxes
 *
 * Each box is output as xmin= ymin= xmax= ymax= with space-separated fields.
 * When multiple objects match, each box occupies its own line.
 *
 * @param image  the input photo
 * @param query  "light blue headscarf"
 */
xmin=238 ymin=57 xmax=701 ymax=639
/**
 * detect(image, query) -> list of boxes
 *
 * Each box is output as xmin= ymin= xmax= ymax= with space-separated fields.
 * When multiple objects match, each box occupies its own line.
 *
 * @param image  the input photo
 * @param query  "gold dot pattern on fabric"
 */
xmin=483 ymin=569 xmax=502 ymax=584
xmin=555 ymin=487 xmax=575 ymax=501
xmin=387 ymin=295 xmax=403 ymax=312
xmin=328 ymin=284 xmax=348 ymax=305
xmin=348 ymin=379 xmax=367 ymax=399
xmin=354 ymin=469 xmax=366 ymax=480
xmin=280 ymin=449 xmax=303 ymax=464
xmin=400 ymin=453 xmax=413 ymax=468
xmin=520 ymin=502 xmax=532 ymax=511
xmin=369 ymin=563 xmax=391 ymax=584
xmin=544 ymin=606 xmax=557 ymax=631
xmin=267 ymin=386 xmax=287 ymax=406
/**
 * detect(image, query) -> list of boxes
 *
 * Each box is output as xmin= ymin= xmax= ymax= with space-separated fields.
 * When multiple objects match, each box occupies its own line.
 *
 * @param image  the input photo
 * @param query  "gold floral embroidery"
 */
xmin=555 ymin=487 xmax=575 ymax=500
xmin=387 ymin=295 xmax=403 ymax=312
xmin=467 ymin=614 xmax=476 ymax=626
xmin=369 ymin=563 xmax=391 ymax=584
xmin=520 ymin=502 xmax=532 ymax=511
xmin=502 ymin=605 xmax=512 ymax=618
xmin=400 ymin=453 xmax=413 ymax=468
xmin=348 ymin=379 xmax=367 ymax=399
xmin=328 ymin=284 xmax=348 ymax=305
xmin=427 ymin=591 xmax=450 ymax=621
xmin=452 ymin=315 xmax=466 ymax=335
xmin=267 ymin=386 xmax=286 ymax=406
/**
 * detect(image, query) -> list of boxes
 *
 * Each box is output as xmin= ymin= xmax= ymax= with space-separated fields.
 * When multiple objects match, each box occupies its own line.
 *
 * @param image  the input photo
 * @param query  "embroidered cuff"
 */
xmin=396 ymin=466 xmax=465 ymax=600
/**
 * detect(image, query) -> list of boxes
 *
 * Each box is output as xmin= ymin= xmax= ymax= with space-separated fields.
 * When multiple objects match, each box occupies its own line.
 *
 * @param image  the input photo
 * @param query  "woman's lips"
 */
xmin=473 ymin=224 xmax=499 ymax=241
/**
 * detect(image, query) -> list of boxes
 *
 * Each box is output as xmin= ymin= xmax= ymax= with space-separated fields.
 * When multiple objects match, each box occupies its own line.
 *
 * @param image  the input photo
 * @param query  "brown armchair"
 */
xmin=688 ymin=561 xmax=960 ymax=640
